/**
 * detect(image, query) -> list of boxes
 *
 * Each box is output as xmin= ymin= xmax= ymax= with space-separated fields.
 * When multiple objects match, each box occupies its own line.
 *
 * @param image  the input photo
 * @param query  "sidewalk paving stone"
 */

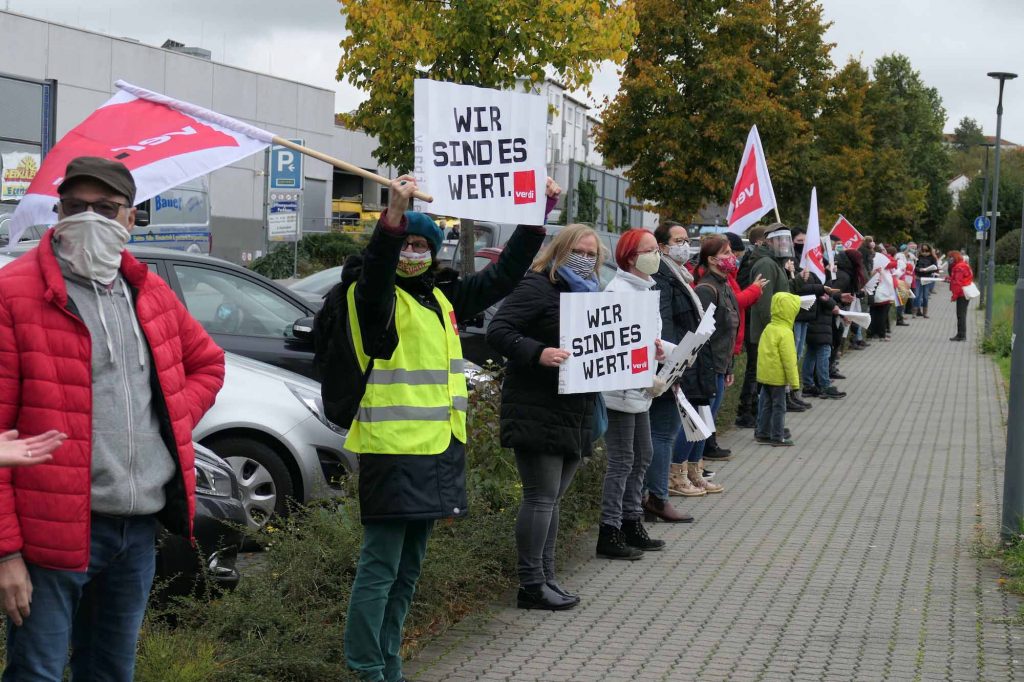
xmin=406 ymin=294 xmax=1024 ymax=681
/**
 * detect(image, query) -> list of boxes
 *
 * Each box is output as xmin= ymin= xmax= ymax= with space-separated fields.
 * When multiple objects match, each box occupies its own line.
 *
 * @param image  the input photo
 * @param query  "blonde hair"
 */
xmin=531 ymin=223 xmax=606 ymax=283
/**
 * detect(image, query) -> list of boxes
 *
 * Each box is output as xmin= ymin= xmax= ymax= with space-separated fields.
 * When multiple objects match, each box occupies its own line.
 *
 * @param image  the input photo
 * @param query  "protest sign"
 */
xmin=657 ymin=303 xmax=716 ymax=386
xmin=829 ymin=215 xmax=864 ymax=251
xmin=413 ymin=79 xmax=547 ymax=224
xmin=677 ymin=387 xmax=714 ymax=442
xmin=558 ymin=290 xmax=660 ymax=394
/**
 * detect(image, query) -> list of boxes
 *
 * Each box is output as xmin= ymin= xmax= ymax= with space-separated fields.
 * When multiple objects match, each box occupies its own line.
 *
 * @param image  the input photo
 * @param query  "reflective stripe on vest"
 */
xmin=344 ymin=284 xmax=468 ymax=455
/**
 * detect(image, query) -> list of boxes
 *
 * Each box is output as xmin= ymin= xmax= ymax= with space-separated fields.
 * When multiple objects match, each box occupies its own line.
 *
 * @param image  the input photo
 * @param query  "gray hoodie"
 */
xmin=60 ymin=259 xmax=176 ymax=516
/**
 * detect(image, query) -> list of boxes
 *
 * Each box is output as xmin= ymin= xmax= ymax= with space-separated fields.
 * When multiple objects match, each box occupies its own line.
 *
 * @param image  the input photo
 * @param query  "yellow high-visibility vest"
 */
xmin=344 ymin=284 xmax=468 ymax=455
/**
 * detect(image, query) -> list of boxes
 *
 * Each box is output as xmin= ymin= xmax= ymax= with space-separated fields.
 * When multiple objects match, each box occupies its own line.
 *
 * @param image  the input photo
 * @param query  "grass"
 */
xmin=981 ymin=283 xmax=1014 ymax=383
xmin=974 ymin=527 xmax=1024 ymax=625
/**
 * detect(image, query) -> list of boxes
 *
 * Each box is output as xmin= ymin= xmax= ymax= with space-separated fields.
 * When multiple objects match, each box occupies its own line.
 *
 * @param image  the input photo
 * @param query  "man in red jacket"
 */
xmin=0 ymin=157 xmax=225 ymax=681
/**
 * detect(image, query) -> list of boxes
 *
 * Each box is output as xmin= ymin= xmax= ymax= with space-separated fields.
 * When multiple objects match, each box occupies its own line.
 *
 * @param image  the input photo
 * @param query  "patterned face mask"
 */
xmin=565 ymin=252 xmax=597 ymax=278
xmin=397 ymin=250 xmax=432 ymax=278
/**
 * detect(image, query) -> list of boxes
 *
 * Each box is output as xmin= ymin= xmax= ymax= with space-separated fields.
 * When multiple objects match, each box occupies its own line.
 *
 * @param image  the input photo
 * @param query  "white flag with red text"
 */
xmin=800 ymin=187 xmax=827 ymax=283
xmin=9 ymin=80 xmax=276 ymax=244
xmin=726 ymin=125 xmax=778 ymax=235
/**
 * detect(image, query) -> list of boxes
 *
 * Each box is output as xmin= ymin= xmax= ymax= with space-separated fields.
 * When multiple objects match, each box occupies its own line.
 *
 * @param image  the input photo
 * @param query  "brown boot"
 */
xmin=642 ymin=494 xmax=694 ymax=523
xmin=688 ymin=461 xmax=724 ymax=494
xmin=669 ymin=463 xmax=706 ymax=497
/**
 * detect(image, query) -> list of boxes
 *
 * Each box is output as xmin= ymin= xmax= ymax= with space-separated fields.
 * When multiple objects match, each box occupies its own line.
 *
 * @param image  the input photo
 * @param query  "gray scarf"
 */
xmin=664 ymin=256 xmax=704 ymax=313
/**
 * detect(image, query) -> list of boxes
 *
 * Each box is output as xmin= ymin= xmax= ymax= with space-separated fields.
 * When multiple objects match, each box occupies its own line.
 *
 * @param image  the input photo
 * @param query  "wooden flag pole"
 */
xmin=773 ymin=206 xmax=782 ymax=224
xmin=271 ymin=136 xmax=434 ymax=203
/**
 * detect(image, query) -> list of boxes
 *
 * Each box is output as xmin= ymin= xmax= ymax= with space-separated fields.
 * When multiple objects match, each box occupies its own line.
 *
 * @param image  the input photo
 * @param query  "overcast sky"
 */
xmin=5 ymin=0 xmax=1023 ymax=144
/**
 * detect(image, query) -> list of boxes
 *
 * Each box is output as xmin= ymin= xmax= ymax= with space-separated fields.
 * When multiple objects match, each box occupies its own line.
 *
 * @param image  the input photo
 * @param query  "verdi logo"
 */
xmin=631 ymin=346 xmax=649 ymax=374
xmin=513 ymin=170 xmax=536 ymax=204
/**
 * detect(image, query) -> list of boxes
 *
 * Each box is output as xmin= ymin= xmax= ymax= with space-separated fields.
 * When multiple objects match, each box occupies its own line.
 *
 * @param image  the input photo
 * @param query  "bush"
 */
xmin=995 ymin=264 xmax=1018 ymax=284
xmin=995 ymin=228 xmax=1022 ymax=265
xmin=249 ymin=233 xmax=365 ymax=279
xmin=134 ymin=366 xmax=606 ymax=681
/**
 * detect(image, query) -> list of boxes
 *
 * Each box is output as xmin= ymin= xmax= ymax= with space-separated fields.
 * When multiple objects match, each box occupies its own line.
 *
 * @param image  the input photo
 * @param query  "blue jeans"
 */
xmin=918 ymin=282 xmax=934 ymax=309
xmin=793 ymin=321 xmax=808 ymax=364
xmin=3 ymin=514 xmax=158 ymax=682
xmin=646 ymin=391 xmax=681 ymax=499
xmin=756 ymin=385 xmax=787 ymax=440
xmin=802 ymin=343 xmax=831 ymax=390
xmin=672 ymin=372 xmax=726 ymax=463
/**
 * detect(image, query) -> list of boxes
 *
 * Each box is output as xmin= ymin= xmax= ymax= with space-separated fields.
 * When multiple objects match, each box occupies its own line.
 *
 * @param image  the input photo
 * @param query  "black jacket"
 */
xmin=486 ymin=271 xmax=596 ymax=458
xmin=652 ymin=261 xmax=716 ymax=406
xmin=350 ymin=217 xmax=545 ymax=522
xmin=694 ymin=271 xmax=739 ymax=375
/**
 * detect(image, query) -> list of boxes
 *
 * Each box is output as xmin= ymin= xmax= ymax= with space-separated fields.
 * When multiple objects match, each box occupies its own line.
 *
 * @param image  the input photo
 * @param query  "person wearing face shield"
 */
xmin=341 ymin=175 xmax=557 ymax=679
xmin=0 ymin=157 xmax=225 ymax=680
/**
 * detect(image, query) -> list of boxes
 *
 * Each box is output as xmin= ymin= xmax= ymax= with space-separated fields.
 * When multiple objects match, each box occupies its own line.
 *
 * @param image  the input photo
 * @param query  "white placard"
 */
xmin=413 ymin=79 xmax=548 ymax=224
xmin=558 ymin=290 xmax=660 ymax=394
xmin=920 ymin=277 xmax=943 ymax=284
xmin=837 ymin=309 xmax=872 ymax=328
xmin=676 ymin=387 xmax=714 ymax=442
xmin=656 ymin=303 xmax=717 ymax=386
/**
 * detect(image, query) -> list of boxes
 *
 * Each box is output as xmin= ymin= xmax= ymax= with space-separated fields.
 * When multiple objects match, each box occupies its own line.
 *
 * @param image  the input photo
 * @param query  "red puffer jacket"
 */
xmin=728 ymin=272 xmax=763 ymax=356
xmin=949 ymin=260 xmax=973 ymax=301
xmin=0 ymin=231 xmax=225 ymax=571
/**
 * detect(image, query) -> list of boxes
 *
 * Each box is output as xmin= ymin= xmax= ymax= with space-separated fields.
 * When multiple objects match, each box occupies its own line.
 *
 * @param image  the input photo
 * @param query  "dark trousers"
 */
xmin=755 ymin=385 xmax=787 ymax=441
xmin=346 ymin=520 xmax=434 ymax=682
xmin=739 ymin=340 xmax=759 ymax=413
xmin=868 ymin=303 xmax=890 ymax=338
xmin=4 ymin=514 xmax=158 ymax=682
xmin=514 ymin=451 xmax=580 ymax=587
xmin=956 ymin=297 xmax=969 ymax=339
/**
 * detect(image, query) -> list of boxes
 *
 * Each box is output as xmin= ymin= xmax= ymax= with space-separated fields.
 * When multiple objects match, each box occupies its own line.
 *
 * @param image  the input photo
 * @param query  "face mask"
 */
xmin=397 ymin=250 xmax=432 ymax=278
xmin=793 ymin=244 xmax=804 ymax=259
xmin=52 ymin=211 xmax=131 ymax=285
xmin=667 ymin=243 xmax=690 ymax=264
xmin=565 ymin=252 xmax=597 ymax=279
xmin=635 ymin=251 xmax=661 ymax=275
xmin=715 ymin=254 xmax=738 ymax=274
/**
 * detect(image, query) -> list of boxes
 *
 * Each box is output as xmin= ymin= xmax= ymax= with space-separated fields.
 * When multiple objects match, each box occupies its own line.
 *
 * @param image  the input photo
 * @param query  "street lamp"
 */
xmin=994 ymin=70 xmax=1020 ymax=541
xmin=987 ymin=72 xmax=1017 ymax=338
xmin=979 ymin=142 xmax=995 ymax=305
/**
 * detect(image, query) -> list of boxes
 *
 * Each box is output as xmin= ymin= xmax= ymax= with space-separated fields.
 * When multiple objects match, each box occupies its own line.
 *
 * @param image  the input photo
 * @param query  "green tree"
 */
xmin=864 ymin=54 xmax=952 ymax=238
xmin=336 ymin=0 xmax=637 ymax=171
xmin=596 ymin=0 xmax=833 ymax=221
xmin=575 ymin=175 xmax=599 ymax=224
xmin=953 ymin=116 xmax=985 ymax=151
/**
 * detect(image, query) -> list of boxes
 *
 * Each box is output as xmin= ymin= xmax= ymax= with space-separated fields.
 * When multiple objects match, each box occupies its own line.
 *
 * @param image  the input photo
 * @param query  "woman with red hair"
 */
xmin=597 ymin=228 xmax=669 ymax=561
xmin=946 ymin=250 xmax=974 ymax=341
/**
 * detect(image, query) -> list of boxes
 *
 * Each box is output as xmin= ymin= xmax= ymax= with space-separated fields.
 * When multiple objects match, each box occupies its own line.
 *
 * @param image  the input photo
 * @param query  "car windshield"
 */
xmin=290 ymin=266 xmax=343 ymax=296
xmin=174 ymin=264 xmax=306 ymax=338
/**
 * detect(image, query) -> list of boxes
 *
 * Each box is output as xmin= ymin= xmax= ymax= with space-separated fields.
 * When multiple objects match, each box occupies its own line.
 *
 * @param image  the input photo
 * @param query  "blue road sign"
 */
xmin=974 ymin=215 xmax=991 ymax=231
xmin=270 ymin=139 xmax=304 ymax=190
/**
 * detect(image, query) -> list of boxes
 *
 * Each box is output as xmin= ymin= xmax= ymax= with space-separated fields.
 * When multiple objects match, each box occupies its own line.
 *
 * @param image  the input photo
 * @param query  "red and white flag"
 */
xmin=9 ymin=80 xmax=276 ymax=244
xmin=829 ymin=215 xmax=864 ymax=251
xmin=726 ymin=125 xmax=778 ymax=235
xmin=800 ymin=187 xmax=826 ymax=283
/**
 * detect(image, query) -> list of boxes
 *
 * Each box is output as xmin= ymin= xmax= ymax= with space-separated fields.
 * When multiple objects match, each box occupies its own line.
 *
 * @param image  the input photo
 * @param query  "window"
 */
xmin=173 ymin=264 xmax=305 ymax=338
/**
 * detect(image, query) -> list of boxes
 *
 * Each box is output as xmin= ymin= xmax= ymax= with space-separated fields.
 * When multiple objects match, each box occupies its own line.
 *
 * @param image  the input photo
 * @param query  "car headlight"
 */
xmin=195 ymin=457 xmax=233 ymax=498
xmin=288 ymin=383 xmax=346 ymax=435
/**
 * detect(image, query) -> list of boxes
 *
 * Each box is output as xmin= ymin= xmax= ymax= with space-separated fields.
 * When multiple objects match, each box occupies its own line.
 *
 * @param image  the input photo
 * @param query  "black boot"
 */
xmin=546 ymin=581 xmax=580 ymax=604
xmin=786 ymin=394 xmax=807 ymax=412
xmin=621 ymin=519 xmax=665 ymax=552
xmin=517 ymin=583 xmax=577 ymax=610
xmin=596 ymin=524 xmax=643 ymax=560
xmin=704 ymin=433 xmax=732 ymax=460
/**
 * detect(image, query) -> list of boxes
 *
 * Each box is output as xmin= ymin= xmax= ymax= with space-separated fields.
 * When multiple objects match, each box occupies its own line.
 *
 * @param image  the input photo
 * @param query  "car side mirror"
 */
xmin=135 ymin=209 xmax=150 ymax=227
xmin=291 ymin=316 xmax=315 ymax=343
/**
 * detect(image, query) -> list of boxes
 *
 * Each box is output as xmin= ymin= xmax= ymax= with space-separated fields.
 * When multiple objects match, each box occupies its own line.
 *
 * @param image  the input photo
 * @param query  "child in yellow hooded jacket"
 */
xmin=755 ymin=292 xmax=802 ymax=446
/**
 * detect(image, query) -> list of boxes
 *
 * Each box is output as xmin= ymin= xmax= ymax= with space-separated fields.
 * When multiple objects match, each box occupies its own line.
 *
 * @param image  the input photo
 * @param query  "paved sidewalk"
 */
xmin=408 ymin=293 xmax=1023 ymax=681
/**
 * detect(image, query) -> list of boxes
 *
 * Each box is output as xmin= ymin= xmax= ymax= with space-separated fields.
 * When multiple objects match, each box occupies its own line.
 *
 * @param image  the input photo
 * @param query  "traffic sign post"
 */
xmin=270 ymin=139 xmax=304 ymax=190
xmin=974 ymin=215 xmax=991 ymax=231
xmin=267 ymin=189 xmax=303 ymax=278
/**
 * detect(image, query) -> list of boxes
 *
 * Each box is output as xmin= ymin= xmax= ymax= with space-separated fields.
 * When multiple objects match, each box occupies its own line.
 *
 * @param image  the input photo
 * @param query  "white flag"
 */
xmin=726 ymin=125 xmax=779 ymax=235
xmin=799 ymin=187 xmax=827 ymax=283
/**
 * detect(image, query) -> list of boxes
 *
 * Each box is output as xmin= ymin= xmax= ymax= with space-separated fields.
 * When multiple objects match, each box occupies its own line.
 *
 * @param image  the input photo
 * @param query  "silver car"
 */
xmin=195 ymin=352 xmax=353 ymax=530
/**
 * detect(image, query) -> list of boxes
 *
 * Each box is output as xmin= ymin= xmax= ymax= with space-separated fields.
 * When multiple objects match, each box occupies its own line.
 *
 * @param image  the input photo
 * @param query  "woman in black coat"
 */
xmin=486 ymin=224 xmax=602 ymax=612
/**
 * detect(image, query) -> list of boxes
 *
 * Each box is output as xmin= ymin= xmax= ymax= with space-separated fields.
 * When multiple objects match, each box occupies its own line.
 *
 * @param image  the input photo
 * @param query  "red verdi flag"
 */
xmin=9 ymin=80 xmax=276 ymax=244
xmin=726 ymin=125 xmax=778 ymax=235
xmin=829 ymin=215 xmax=864 ymax=251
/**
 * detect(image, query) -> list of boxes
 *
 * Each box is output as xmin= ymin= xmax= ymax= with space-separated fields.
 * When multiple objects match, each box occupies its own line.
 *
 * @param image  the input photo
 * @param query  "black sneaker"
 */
xmin=704 ymin=448 xmax=733 ymax=462
xmin=785 ymin=398 xmax=806 ymax=413
xmin=621 ymin=519 xmax=665 ymax=552
xmin=820 ymin=386 xmax=846 ymax=399
xmin=802 ymin=386 xmax=821 ymax=398
xmin=830 ymin=371 xmax=846 ymax=380
xmin=771 ymin=437 xmax=795 ymax=447
xmin=596 ymin=524 xmax=643 ymax=560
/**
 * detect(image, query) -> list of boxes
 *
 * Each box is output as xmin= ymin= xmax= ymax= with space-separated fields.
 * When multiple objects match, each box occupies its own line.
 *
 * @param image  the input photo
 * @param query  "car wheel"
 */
xmin=206 ymin=438 xmax=294 ymax=531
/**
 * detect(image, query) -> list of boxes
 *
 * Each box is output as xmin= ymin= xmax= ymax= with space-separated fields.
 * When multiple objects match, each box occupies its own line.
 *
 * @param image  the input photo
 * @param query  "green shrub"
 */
xmin=249 ymin=232 xmax=365 ymax=279
xmin=995 ymin=264 xmax=1019 ymax=284
xmin=995 ymin=228 xmax=1022 ymax=265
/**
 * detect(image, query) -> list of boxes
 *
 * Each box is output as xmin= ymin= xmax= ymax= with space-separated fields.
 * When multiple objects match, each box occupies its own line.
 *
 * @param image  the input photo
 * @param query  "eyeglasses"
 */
xmin=402 ymin=239 xmax=431 ymax=253
xmin=571 ymin=247 xmax=599 ymax=258
xmin=58 ymin=197 xmax=128 ymax=220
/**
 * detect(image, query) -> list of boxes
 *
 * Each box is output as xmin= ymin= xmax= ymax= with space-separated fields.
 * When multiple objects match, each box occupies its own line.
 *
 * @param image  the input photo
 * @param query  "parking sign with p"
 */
xmin=270 ymin=139 xmax=304 ymax=190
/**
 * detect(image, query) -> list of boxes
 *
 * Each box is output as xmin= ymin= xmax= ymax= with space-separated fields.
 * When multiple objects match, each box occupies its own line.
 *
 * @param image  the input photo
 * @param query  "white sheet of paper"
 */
xmin=675 ymin=389 xmax=713 ymax=442
xmin=920 ymin=277 xmax=943 ymax=284
xmin=838 ymin=309 xmax=872 ymax=328
xmin=699 ymin=404 xmax=713 ymax=427
xmin=656 ymin=303 xmax=716 ymax=386
xmin=799 ymin=295 xmax=816 ymax=310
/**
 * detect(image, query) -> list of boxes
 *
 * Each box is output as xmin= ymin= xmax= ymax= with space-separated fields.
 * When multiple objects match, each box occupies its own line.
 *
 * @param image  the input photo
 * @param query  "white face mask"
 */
xmin=635 ymin=250 xmax=661 ymax=276
xmin=52 ymin=211 xmax=131 ymax=285
xmin=667 ymin=243 xmax=691 ymax=264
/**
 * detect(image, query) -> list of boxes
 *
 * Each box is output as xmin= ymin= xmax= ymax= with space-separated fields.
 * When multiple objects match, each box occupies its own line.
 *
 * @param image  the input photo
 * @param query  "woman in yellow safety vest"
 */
xmin=341 ymin=174 xmax=559 ymax=682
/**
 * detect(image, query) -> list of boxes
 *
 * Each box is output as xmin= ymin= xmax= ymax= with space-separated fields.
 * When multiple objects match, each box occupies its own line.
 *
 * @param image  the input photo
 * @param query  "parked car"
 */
xmin=156 ymin=444 xmax=246 ymax=598
xmin=195 ymin=352 xmax=354 ymax=531
xmin=289 ymin=265 xmax=343 ymax=307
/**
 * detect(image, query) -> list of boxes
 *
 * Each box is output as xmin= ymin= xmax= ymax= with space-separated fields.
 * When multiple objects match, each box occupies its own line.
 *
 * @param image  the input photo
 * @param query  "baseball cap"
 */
xmin=57 ymin=157 xmax=136 ymax=204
